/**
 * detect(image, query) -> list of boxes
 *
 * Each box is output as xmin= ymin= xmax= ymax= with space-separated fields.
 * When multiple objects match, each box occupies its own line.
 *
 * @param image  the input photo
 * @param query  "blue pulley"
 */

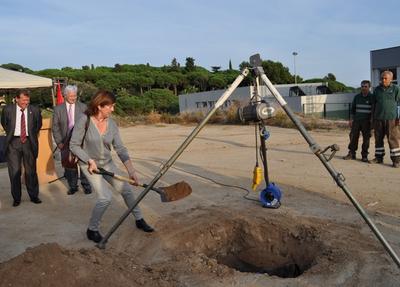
xmin=260 ymin=127 xmax=270 ymax=140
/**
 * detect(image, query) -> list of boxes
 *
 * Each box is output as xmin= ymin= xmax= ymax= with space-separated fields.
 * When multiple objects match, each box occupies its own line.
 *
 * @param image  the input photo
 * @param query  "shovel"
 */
xmin=94 ymin=167 xmax=192 ymax=202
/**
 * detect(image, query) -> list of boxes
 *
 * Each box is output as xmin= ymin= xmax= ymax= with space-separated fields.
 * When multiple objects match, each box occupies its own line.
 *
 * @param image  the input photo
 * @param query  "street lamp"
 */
xmin=292 ymin=52 xmax=298 ymax=85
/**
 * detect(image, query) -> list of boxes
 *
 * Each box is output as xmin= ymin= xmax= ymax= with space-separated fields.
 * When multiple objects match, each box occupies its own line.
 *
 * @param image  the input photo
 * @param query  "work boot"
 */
xmin=136 ymin=219 xmax=154 ymax=233
xmin=68 ymin=188 xmax=78 ymax=195
xmin=343 ymin=153 xmax=356 ymax=160
xmin=393 ymin=162 xmax=400 ymax=168
xmin=371 ymin=158 xmax=383 ymax=164
xmin=361 ymin=157 xmax=370 ymax=163
xmin=83 ymin=188 xmax=92 ymax=195
xmin=86 ymin=229 xmax=103 ymax=243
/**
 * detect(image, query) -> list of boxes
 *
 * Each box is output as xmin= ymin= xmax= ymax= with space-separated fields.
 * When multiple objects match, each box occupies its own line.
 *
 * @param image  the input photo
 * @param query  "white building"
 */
xmin=370 ymin=46 xmax=400 ymax=87
xmin=179 ymin=83 xmax=355 ymax=120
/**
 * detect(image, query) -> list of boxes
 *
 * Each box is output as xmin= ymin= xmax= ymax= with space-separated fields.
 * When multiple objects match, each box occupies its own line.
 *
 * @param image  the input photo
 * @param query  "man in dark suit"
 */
xmin=1 ymin=90 xmax=42 ymax=206
xmin=52 ymin=85 xmax=91 ymax=195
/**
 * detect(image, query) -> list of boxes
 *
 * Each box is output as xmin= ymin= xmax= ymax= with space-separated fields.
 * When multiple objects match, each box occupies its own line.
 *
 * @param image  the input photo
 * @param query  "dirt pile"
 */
xmin=0 ymin=243 xmax=180 ymax=287
xmin=1 ymin=206 xmax=399 ymax=287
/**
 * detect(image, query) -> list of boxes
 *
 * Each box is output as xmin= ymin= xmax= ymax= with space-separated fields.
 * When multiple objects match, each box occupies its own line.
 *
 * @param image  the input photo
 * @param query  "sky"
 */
xmin=0 ymin=0 xmax=399 ymax=87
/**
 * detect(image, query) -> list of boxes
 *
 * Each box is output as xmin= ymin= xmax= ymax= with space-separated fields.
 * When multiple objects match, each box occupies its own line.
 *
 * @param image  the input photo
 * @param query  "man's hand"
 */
xmin=87 ymin=159 xmax=98 ymax=174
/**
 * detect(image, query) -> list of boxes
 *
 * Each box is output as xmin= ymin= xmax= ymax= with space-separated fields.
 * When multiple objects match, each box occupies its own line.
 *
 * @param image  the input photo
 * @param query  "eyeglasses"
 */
xmin=361 ymin=86 xmax=369 ymax=88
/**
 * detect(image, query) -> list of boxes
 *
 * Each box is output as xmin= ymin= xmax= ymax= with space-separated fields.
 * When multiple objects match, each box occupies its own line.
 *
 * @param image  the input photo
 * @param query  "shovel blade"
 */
xmin=159 ymin=181 xmax=192 ymax=202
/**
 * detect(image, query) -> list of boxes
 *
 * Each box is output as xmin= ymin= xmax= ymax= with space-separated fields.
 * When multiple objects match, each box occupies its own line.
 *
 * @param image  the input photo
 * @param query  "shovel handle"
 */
xmin=113 ymin=174 xmax=163 ymax=195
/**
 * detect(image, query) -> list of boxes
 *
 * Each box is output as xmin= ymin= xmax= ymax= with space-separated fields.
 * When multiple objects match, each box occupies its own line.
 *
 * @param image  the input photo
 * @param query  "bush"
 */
xmin=116 ymin=96 xmax=154 ymax=115
xmin=145 ymin=111 xmax=162 ymax=124
xmin=143 ymin=89 xmax=179 ymax=114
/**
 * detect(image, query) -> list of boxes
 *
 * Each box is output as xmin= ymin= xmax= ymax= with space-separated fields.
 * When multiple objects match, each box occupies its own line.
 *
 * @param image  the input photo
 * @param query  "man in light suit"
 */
xmin=1 ymin=90 xmax=42 ymax=206
xmin=52 ymin=85 xmax=92 ymax=195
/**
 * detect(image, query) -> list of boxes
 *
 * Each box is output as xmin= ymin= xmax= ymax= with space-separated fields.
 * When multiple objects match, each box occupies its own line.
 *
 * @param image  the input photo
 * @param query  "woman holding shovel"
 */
xmin=70 ymin=90 xmax=154 ymax=243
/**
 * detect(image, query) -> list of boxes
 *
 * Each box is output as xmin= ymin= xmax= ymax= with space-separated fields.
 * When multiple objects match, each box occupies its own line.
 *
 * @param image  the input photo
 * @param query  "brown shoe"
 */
xmin=343 ymin=153 xmax=356 ymax=160
xmin=393 ymin=162 xmax=400 ymax=168
xmin=371 ymin=158 xmax=383 ymax=164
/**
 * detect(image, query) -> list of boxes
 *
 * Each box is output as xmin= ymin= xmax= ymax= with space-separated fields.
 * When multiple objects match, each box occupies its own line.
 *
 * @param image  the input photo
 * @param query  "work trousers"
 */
xmin=374 ymin=119 xmax=400 ymax=163
xmin=64 ymin=166 xmax=91 ymax=192
xmin=7 ymin=137 xmax=39 ymax=202
xmin=348 ymin=119 xmax=371 ymax=158
xmin=80 ymin=160 xmax=143 ymax=231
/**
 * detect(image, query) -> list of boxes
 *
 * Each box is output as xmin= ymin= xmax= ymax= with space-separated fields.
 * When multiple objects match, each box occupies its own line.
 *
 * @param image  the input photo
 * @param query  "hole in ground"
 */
xmin=210 ymin=221 xmax=320 ymax=278
xmin=172 ymin=214 xmax=322 ymax=279
xmin=217 ymin=253 xmax=305 ymax=278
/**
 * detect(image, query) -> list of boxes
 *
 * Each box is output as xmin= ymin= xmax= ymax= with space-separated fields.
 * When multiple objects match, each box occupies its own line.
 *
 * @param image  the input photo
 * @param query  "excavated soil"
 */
xmin=1 ymin=125 xmax=400 ymax=286
xmin=1 ymin=206 xmax=399 ymax=287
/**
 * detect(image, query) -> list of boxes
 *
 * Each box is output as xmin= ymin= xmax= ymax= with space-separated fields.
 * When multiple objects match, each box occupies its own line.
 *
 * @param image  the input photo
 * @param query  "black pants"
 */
xmin=7 ymin=137 xmax=39 ymax=202
xmin=64 ymin=166 xmax=91 ymax=191
xmin=374 ymin=120 xmax=400 ymax=163
xmin=348 ymin=120 xmax=371 ymax=158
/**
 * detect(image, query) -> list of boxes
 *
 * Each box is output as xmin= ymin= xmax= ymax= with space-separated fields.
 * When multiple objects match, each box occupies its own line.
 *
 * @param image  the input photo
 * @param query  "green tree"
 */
xmin=325 ymin=73 xmax=336 ymax=81
xmin=117 ymin=96 xmax=154 ymax=115
xmin=143 ymin=89 xmax=178 ymax=113
xmin=261 ymin=60 xmax=294 ymax=84
xmin=1 ymin=63 xmax=31 ymax=73
xmin=211 ymin=66 xmax=221 ymax=73
xmin=186 ymin=71 xmax=209 ymax=91
xmin=170 ymin=58 xmax=180 ymax=71
xmin=95 ymin=75 xmax=121 ymax=91
xmin=239 ymin=61 xmax=251 ymax=71
xmin=209 ymin=74 xmax=227 ymax=90
xmin=185 ymin=57 xmax=195 ymax=72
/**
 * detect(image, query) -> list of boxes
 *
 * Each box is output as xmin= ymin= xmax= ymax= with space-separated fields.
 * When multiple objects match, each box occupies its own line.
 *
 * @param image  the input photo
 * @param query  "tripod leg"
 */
xmin=251 ymin=53 xmax=400 ymax=268
xmin=96 ymin=68 xmax=250 ymax=249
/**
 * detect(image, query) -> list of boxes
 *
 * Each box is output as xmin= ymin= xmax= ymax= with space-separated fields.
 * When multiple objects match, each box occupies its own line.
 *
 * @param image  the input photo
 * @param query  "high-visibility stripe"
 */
xmin=356 ymin=110 xmax=371 ymax=113
xmin=390 ymin=152 xmax=400 ymax=156
xmin=376 ymin=147 xmax=385 ymax=151
xmin=375 ymin=151 xmax=385 ymax=155
xmin=356 ymin=104 xmax=371 ymax=108
xmin=390 ymin=147 xmax=400 ymax=152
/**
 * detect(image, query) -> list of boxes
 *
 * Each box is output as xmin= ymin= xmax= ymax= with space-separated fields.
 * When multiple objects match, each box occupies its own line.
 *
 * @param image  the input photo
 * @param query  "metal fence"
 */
xmin=302 ymin=103 xmax=352 ymax=120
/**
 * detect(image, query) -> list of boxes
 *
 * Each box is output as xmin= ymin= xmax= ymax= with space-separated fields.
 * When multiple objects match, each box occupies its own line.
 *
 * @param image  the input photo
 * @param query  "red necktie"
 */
xmin=20 ymin=109 xmax=27 ymax=143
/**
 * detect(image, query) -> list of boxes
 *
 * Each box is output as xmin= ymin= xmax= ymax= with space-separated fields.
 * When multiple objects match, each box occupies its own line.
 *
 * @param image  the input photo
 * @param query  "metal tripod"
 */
xmin=249 ymin=53 xmax=399 ymax=268
xmin=96 ymin=54 xmax=400 ymax=270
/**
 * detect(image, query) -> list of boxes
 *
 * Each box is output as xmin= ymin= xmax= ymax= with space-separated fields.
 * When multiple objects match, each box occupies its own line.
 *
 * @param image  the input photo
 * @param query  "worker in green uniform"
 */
xmin=371 ymin=71 xmax=400 ymax=168
xmin=344 ymin=80 xmax=373 ymax=162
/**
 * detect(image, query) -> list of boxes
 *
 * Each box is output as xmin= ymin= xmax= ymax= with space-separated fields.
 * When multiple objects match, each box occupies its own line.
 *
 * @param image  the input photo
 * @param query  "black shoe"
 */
xmin=86 ymin=229 xmax=103 ymax=243
xmin=361 ymin=157 xmax=370 ymax=163
xmin=68 ymin=188 xmax=78 ymax=195
xmin=343 ymin=153 xmax=356 ymax=160
xmin=83 ymin=188 xmax=92 ymax=195
xmin=136 ymin=219 xmax=154 ymax=233
xmin=13 ymin=200 xmax=21 ymax=207
xmin=393 ymin=162 xmax=400 ymax=168
xmin=31 ymin=198 xmax=42 ymax=204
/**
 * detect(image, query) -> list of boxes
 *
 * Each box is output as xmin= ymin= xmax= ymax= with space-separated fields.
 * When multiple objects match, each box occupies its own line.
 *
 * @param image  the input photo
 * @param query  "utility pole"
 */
xmin=292 ymin=52 xmax=298 ymax=85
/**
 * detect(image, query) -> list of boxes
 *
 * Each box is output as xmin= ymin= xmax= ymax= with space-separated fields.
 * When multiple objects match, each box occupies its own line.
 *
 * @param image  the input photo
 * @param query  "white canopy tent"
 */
xmin=0 ymin=67 xmax=52 ymax=89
